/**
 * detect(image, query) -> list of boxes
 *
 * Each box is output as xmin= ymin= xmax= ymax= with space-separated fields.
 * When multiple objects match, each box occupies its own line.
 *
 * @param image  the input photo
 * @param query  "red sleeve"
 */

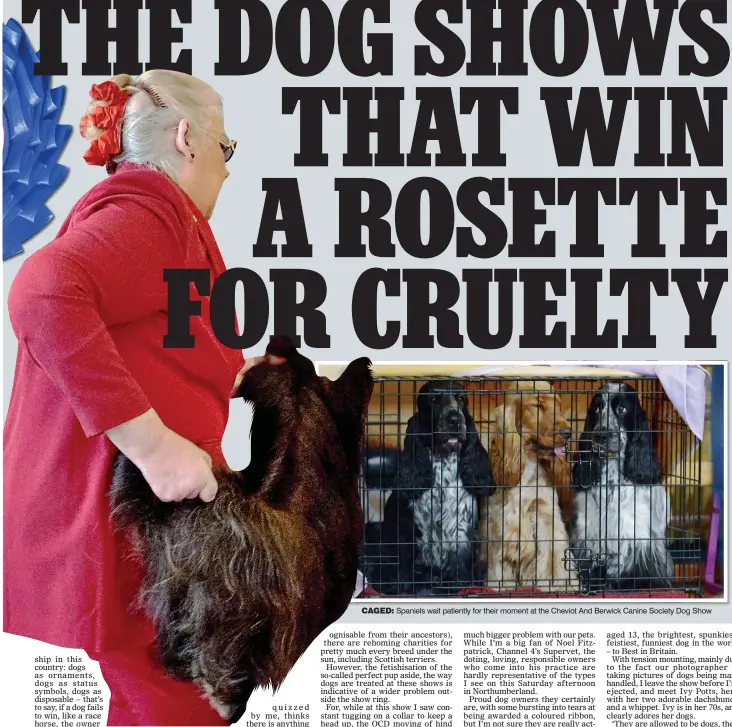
xmin=7 ymin=187 xmax=187 ymax=437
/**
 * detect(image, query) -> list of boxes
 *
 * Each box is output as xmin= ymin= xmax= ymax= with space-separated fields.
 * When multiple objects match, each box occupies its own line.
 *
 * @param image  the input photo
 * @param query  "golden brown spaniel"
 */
xmin=486 ymin=381 xmax=577 ymax=592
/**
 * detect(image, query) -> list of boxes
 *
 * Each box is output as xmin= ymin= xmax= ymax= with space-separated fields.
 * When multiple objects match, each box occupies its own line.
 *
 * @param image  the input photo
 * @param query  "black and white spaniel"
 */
xmin=571 ymin=382 xmax=674 ymax=592
xmin=364 ymin=380 xmax=495 ymax=595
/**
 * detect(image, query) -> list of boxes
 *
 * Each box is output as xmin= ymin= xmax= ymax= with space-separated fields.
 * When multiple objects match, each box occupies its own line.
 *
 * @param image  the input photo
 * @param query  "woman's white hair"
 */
xmin=97 ymin=70 xmax=225 ymax=178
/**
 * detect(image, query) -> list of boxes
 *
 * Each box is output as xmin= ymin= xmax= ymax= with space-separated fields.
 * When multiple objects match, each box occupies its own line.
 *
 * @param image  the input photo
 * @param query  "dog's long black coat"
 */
xmin=364 ymin=381 xmax=495 ymax=596
xmin=110 ymin=337 xmax=373 ymax=723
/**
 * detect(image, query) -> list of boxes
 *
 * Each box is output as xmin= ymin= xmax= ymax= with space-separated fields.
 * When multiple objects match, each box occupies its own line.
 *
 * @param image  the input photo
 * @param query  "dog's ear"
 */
xmin=571 ymin=396 xmax=597 ymax=489
xmin=401 ymin=414 xmax=427 ymax=458
xmin=548 ymin=406 xmax=573 ymax=489
xmin=393 ymin=413 xmax=433 ymax=495
xmin=490 ymin=400 xmax=522 ymax=486
xmin=322 ymin=358 xmax=374 ymax=421
xmin=624 ymin=394 xmax=661 ymax=484
xmin=266 ymin=335 xmax=316 ymax=380
xmin=229 ymin=337 xmax=309 ymax=400
xmin=234 ymin=337 xmax=318 ymax=404
xmin=415 ymin=383 xmax=436 ymax=433
xmin=320 ymin=358 xmax=374 ymax=466
xmin=462 ymin=405 xmax=484 ymax=448
xmin=236 ymin=362 xmax=296 ymax=410
xmin=549 ymin=451 xmax=572 ymax=487
xmin=458 ymin=410 xmax=495 ymax=498
xmin=543 ymin=394 xmax=573 ymax=487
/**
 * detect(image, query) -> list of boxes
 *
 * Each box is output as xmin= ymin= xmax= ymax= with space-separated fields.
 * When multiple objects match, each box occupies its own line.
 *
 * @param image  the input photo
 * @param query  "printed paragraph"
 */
xmin=463 ymin=630 xmax=596 ymax=727
xmin=33 ymin=655 xmax=104 ymax=727
xmin=606 ymin=630 xmax=732 ymax=727
xmin=319 ymin=630 xmax=455 ymax=727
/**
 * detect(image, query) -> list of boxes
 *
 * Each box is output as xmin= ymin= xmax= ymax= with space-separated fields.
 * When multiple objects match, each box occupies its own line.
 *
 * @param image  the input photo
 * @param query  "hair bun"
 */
xmin=79 ymin=79 xmax=131 ymax=169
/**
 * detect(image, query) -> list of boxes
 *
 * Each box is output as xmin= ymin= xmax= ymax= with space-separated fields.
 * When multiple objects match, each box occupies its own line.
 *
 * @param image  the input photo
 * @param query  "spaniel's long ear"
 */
xmin=393 ymin=414 xmax=433 ymax=495
xmin=624 ymin=396 xmax=661 ymax=484
xmin=572 ymin=401 xmax=597 ymax=490
xmin=546 ymin=394 xmax=572 ymax=487
xmin=490 ymin=401 xmax=522 ymax=486
xmin=458 ymin=409 xmax=495 ymax=498
xmin=550 ymin=448 xmax=572 ymax=488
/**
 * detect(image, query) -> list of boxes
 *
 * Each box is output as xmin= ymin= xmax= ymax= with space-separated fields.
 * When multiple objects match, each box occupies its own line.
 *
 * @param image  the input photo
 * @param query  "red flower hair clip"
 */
xmin=79 ymin=81 xmax=130 ymax=167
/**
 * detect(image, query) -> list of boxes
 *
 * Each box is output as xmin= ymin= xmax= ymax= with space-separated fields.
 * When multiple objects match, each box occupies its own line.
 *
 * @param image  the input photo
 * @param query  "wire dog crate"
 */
xmin=351 ymin=366 xmax=705 ymax=599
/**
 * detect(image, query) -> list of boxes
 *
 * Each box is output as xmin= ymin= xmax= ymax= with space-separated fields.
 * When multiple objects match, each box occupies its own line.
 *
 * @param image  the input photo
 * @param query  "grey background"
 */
xmin=3 ymin=0 xmax=730 ymax=623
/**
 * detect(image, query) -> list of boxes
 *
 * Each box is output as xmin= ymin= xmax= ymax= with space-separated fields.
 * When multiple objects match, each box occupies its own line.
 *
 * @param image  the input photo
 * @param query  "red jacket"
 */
xmin=3 ymin=163 xmax=244 ymax=652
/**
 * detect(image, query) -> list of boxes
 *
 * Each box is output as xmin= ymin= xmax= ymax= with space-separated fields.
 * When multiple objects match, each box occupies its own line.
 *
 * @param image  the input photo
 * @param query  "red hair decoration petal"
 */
xmin=89 ymin=80 xmax=129 ymax=108
xmin=79 ymin=81 xmax=131 ymax=167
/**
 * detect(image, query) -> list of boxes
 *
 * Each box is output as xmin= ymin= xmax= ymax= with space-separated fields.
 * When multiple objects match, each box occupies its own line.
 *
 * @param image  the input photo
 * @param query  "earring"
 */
xmin=190 ymin=153 xmax=195 ymax=159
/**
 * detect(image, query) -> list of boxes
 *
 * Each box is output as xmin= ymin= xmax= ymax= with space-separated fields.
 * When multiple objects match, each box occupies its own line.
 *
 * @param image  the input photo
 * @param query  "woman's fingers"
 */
xmin=197 ymin=475 xmax=219 ymax=503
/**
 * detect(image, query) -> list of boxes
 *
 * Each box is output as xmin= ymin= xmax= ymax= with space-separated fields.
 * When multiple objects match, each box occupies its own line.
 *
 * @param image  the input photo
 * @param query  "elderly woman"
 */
xmin=4 ymin=70 xmax=275 ymax=726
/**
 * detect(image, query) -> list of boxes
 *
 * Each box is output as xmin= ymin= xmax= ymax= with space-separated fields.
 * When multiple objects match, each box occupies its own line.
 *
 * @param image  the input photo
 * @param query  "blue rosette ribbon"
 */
xmin=3 ymin=18 xmax=72 ymax=260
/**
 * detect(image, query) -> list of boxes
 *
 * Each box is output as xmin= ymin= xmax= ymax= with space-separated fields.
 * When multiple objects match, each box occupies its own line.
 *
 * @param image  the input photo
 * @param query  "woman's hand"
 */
xmin=136 ymin=426 xmax=219 ymax=503
xmin=106 ymin=410 xmax=218 ymax=503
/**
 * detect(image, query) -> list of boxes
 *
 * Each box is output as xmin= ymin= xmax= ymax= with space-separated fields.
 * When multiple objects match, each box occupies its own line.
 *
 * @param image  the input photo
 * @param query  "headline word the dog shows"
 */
xmin=24 ymin=0 xmax=729 ymax=78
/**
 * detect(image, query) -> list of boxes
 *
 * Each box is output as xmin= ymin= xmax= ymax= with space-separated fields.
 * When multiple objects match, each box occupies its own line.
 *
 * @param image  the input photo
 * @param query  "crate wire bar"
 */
xmin=358 ymin=373 xmax=703 ymax=599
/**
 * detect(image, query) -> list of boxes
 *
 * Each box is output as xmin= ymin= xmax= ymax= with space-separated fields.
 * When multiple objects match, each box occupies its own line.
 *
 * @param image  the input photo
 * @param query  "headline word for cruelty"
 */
xmin=27 ymin=0 xmax=730 ymax=350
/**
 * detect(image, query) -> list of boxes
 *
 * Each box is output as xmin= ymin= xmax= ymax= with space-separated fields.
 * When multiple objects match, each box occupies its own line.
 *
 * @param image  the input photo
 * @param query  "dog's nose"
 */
xmin=560 ymin=428 xmax=571 ymax=440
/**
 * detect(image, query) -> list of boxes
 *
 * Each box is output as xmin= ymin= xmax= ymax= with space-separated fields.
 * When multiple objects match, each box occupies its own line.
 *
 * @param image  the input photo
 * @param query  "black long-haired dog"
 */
xmin=570 ymin=382 xmax=674 ymax=592
xmin=364 ymin=380 xmax=495 ymax=596
xmin=110 ymin=336 xmax=373 ymax=723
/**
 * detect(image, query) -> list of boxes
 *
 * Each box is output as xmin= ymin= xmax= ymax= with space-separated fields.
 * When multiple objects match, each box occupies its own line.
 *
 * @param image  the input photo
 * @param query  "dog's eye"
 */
xmin=617 ymin=405 xmax=627 ymax=415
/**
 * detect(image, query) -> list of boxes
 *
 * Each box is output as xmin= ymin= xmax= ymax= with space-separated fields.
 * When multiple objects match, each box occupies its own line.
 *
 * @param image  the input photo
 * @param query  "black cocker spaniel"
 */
xmin=364 ymin=380 xmax=495 ymax=596
xmin=570 ymin=382 xmax=674 ymax=593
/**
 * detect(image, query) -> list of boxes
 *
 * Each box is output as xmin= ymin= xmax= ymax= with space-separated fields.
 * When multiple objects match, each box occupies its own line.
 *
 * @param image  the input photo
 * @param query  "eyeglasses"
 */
xmin=220 ymin=140 xmax=237 ymax=163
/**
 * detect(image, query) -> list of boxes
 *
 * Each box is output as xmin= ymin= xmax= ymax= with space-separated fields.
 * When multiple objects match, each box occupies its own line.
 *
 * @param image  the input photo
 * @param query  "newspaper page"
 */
xmin=1 ymin=2 xmax=729 ymax=727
